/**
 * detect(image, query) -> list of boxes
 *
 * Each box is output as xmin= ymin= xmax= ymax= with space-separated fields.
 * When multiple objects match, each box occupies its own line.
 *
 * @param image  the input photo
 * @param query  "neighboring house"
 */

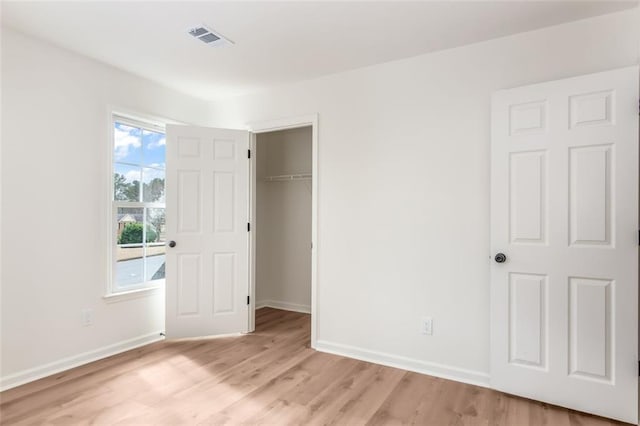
xmin=116 ymin=214 xmax=138 ymax=238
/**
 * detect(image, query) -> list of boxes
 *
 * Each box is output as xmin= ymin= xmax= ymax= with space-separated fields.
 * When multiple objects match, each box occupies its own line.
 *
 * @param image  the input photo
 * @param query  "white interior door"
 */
xmin=490 ymin=66 xmax=638 ymax=423
xmin=165 ymin=125 xmax=250 ymax=338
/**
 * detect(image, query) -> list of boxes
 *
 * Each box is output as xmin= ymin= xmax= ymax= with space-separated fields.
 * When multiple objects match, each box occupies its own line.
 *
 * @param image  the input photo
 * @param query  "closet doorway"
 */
xmin=248 ymin=115 xmax=318 ymax=347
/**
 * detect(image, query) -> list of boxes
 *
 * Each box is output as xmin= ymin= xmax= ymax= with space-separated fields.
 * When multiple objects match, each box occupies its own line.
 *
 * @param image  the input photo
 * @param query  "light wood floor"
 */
xmin=0 ymin=308 xmax=628 ymax=425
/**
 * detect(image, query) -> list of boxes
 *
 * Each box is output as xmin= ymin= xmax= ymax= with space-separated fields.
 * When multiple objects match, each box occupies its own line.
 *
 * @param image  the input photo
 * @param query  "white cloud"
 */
xmin=147 ymin=136 xmax=166 ymax=150
xmin=124 ymin=169 xmax=142 ymax=182
xmin=114 ymin=127 xmax=141 ymax=161
xmin=142 ymin=167 xmax=165 ymax=182
xmin=118 ymin=165 xmax=164 ymax=183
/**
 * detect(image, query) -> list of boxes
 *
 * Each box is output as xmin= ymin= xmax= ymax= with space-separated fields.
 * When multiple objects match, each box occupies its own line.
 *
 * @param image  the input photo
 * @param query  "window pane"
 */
xmin=145 ymin=208 xmax=166 ymax=281
xmin=114 ymin=122 xmax=142 ymax=164
xmin=114 ymin=164 xmax=141 ymax=202
xmin=116 ymin=207 xmax=144 ymax=288
xmin=145 ymin=251 xmax=165 ymax=281
xmin=146 ymin=208 xmax=166 ymax=243
xmin=142 ymin=167 xmax=165 ymax=202
xmin=111 ymin=118 xmax=166 ymax=294
xmin=142 ymin=130 xmax=166 ymax=167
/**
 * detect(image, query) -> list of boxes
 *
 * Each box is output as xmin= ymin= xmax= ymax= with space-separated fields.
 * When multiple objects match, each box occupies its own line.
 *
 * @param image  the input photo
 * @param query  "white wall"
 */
xmin=256 ymin=128 xmax=312 ymax=312
xmin=1 ymin=7 xmax=638 ymax=391
xmin=210 ymin=9 xmax=640 ymax=383
xmin=0 ymin=28 xmax=215 ymax=388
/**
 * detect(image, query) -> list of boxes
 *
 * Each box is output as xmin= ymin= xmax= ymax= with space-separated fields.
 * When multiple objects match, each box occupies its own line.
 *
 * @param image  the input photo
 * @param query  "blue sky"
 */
xmin=114 ymin=122 xmax=165 ymax=169
xmin=114 ymin=122 xmax=166 ymax=202
xmin=114 ymin=122 xmax=166 ymax=184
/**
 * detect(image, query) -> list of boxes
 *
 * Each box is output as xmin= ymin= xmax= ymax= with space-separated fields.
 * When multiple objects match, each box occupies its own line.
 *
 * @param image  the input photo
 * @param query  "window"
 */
xmin=110 ymin=115 xmax=166 ymax=294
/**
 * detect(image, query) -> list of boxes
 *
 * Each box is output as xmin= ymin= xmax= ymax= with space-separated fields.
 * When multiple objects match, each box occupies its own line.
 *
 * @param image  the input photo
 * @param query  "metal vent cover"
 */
xmin=199 ymin=33 xmax=220 ymax=43
xmin=187 ymin=25 xmax=231 ymax=47
xmin=189 ymin=27 xmax=208 ymax=37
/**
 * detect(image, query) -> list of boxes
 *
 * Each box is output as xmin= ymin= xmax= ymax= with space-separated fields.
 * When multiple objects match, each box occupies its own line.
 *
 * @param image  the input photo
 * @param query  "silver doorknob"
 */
xmin=494 ymin=253 xmax=506 ymax=263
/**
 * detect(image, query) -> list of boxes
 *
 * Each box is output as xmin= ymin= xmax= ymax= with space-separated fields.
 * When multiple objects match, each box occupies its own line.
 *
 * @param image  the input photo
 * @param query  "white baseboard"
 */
xmin=315 ymin=340 xmax=490 ymax=389
xmin=255 ymin=299 xmax=270 ymax=310
xmin=256 ymin=299 xmax=311 ymax=314
xmin=0 ymin=331 xmax=164 ymax=392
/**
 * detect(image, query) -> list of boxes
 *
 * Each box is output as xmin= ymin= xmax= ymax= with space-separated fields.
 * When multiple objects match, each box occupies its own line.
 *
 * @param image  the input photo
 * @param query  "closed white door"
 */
xmin=490 ymin=67 xmax=638 ymax=423
xmin=165 ymin=125 xmax=250 ymax=338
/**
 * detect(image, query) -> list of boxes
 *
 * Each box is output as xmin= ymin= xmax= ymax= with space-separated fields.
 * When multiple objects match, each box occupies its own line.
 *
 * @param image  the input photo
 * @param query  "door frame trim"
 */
xmin=247 ymin=114 xmax=319 ymax=348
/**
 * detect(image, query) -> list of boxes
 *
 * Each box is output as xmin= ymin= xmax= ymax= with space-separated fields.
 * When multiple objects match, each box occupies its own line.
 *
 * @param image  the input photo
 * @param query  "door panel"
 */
xmin=490 ymin=66 xmax=638 ymax=423
xmin=213 ymin=252 xmax=236 ymax=314
xmin=569 ymin=144 xmax=612 ymax=246
xmin=214 ymin=172 xmax=235 ymax=232
xmin=509 ymin=272 xmax=547 ymax=369
xmin=166 ymin=125 xmax=249 ymax=338
xmin=177 ymin=254 xmax=200 ymax=315
xmin=568 ymin=277 xmax=612 ymax=382
xmin=509 ymin=150 xmax=547 ymax=244
xmin=177 ymin=170 xmax=200 ymax=232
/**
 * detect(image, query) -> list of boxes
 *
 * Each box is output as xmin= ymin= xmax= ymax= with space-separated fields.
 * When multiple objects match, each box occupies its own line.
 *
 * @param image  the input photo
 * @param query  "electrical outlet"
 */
xmin=81 ymin=308 xmax=93 ymax=326
xmin=421 ymin=317 xmax=433 ymax=335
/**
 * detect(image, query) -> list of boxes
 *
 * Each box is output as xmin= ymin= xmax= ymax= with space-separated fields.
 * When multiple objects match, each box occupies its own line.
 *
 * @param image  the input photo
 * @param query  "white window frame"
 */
xmin=106 ymin=112 xmax=167 ymax=298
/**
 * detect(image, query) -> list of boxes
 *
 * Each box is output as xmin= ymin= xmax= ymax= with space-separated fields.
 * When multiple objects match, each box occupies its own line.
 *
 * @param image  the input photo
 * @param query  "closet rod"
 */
xmin=262 ymin=173 xmax=312 ymax=182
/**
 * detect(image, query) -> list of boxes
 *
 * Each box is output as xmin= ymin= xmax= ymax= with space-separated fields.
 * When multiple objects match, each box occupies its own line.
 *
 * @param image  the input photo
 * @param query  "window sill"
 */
xmin=103 ymin=284 xmax=164 ymax=304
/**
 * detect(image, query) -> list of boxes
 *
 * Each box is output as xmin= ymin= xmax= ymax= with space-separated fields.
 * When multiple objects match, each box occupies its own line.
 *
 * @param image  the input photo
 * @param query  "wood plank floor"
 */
xmin=0 ymin=308 xmax=628 ymax=425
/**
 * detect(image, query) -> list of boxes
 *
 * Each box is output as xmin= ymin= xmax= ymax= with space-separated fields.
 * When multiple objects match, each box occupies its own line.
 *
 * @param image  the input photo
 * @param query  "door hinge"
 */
xmin=247 ymin=295 xmax=250 ymax=305
xmin=247 ymin=222 xmax=251 ymax=232
xmin=248 ymin=149 xmax=251 ymax=159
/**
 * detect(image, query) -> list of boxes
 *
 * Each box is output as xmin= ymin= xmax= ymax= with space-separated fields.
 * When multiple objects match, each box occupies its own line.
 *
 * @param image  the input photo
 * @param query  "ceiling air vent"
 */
xmin=187 ymin=25 xmax=232 ymax=47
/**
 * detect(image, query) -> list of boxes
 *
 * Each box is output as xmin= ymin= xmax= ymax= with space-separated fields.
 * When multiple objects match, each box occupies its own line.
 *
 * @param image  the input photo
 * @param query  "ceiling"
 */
xmin=2 ymin=1 xmax=637 ymax=101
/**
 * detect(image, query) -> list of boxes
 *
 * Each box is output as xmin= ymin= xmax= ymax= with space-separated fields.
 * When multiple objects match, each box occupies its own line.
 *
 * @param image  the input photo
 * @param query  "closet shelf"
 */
xmin=262 ymin=173 xmax=312 ymax=182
